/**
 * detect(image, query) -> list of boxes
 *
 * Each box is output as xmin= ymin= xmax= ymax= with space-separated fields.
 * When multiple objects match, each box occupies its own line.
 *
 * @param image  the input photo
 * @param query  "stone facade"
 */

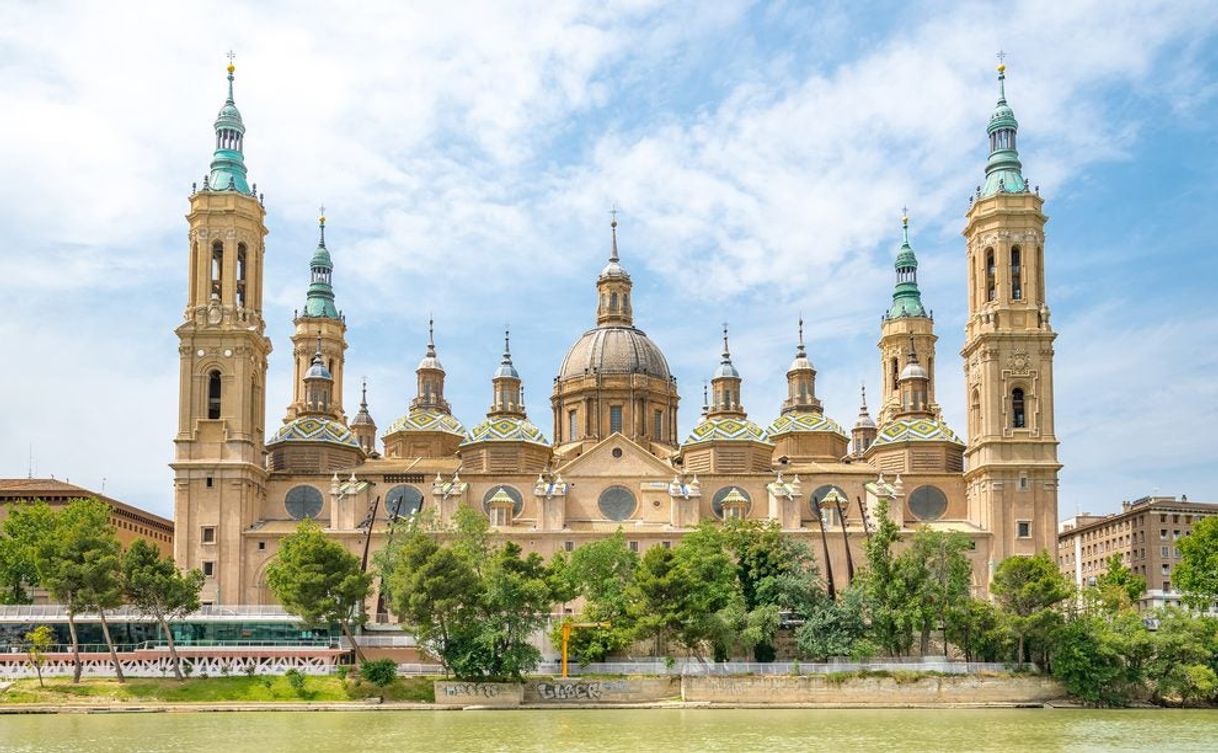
xmin=173 ymin=62 xmax=1059 ymax=608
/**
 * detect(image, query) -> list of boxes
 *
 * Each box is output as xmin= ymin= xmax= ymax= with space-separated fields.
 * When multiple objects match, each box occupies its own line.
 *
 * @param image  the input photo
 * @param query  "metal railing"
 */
xmin=0 ymin=604 xmax=298 ymax=621
xmin=394 ymin=659 xmax=1034 ymax=676
xmin=340 ymin=635 xmax=417 ymax=648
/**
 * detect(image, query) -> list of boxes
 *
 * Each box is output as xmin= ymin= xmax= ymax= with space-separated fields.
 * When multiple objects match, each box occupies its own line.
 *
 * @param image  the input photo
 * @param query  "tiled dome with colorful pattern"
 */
xmin=462 ymin=416 xmax=549 ymax=446
xmin=684 ymin=416 xmax=772 ymax=446
xmin=871 ymin=417 xmax=963 ymax=448
xmin=384 ymin=408 xmax=465 ymax=437
xmin=268 ymin=416 xmax=360 ymax=448
xmin=766 ymin=412 xmax=847 ymax=438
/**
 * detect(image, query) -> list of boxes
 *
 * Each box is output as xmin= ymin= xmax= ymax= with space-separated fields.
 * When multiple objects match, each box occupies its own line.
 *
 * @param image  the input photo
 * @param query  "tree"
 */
xmin=464 ymin=542 xmax=553 ymax=680
xmin=23 ymin=625 xmax=54 ymax=688
xmin=1092 ymin=553 xmax=1146 ymax=612
xmin=898 ymin=528 xmax=973 ymax=655
xmin=724 ymin=519 xmax=820 ymax=661
xmin=122 ymin=538 xmax=203 ymax=680
xmin=1175 ymin=516 xmax=1218 ymax=611
xmin=0 ymin=500 xmax=56 ymax=604
xmin=990 ymin=551 xmax=1072 ymax=665
xmin=629 ymin=524 xmax=740 ymax=660
xmin=945 ymin=597 xmax=1007 ymax=662
xmin=549 ymin=531 xmax=639 ymax=664
xmin=1146 ymin=608 xmax=1218 ymax=705
xmin=795 ymin=587 xmax=874 ymax=661
xmin=267 ymin=519 xmax=372 ymax=662
xmin=1051 ymin=611 xmax=1151 ymax=706
xmin=382 ymin=527 xmax=480 ymax=676
xmin=36 ymin=499 xmax=126 ymax=682
xmin=856 ymin=498 xmax=918 ymax=656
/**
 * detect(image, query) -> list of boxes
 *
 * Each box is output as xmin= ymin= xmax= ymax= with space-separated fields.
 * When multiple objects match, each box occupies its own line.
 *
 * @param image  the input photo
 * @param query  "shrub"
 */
xmin=334 ymin=665 xmax=350 ymax=681
xmin=360 ymin=659 xmax=397 ymax=687
xmin=285 ymin=668 xmax=307 ymax=695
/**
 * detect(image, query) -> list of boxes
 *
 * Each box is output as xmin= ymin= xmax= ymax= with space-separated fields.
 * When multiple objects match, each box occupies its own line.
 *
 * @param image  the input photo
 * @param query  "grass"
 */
xmin=0 ymin=674 xmax=437 ymax=705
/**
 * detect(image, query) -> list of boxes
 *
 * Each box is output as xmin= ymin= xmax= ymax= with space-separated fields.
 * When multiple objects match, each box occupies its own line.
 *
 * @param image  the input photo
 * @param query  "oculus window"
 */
xmin=386 ymin=485 xmax=424 ymax=519
xmin=908 ymin=485 xmax=948 ymax=522
xmin=598 ymin=485 xmax=636 ymax=521
xmin=482 ymin=485 xmax=524 ymax=517
xmin=711 ymin=486 xmax=752 ymax=520
xmin=284 ymin=485 xmax=323 ymax=520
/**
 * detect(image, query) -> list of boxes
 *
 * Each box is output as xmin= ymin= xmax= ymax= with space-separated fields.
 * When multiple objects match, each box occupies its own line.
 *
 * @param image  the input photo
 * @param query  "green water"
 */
xmin=1 ymin=709 xmax=1217 ymax=752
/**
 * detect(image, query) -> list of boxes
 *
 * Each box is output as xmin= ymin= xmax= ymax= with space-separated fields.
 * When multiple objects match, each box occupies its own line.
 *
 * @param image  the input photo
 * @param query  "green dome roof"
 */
xmin=385 ymin=408 xmax=465 ymax=437
xmin=462 ymin=416 xmax=549 ymax=446
xmin=887 ymin=216 xmax=927 ymax=319
xmin=684 ymin=416 xmax=771 ymax=446
xmin=268 ymin=416 xmax=359 ymax=449
xmin=301 ymin=217 xmax=340 ymax=320
xmin=870 ymin=417 xmax=963 ymax=448
xmin=766 ymin=412 xmax=847 ymax=438
xmin=207 ymin=67 xmax=251 ymax=194
xmin=980 ymin=68 xmax=1028 ymax=197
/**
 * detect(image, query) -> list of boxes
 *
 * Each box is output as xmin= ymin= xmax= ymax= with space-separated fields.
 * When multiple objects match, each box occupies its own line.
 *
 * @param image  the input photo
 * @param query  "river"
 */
xmin=2 ymin=708 xmax=1217 ymax=752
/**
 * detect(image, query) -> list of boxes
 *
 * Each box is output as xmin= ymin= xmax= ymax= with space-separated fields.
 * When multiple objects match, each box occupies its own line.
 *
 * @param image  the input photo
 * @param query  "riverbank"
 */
xmin=0 ymin=673 xmax=1075 ymax=713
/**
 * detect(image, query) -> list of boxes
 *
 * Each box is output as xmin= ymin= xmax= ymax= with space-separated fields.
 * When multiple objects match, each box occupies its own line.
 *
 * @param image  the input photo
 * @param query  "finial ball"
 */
xmin=997 ymin=63 xmax=1006 ymax=74
xmin=227 ymin=63 xmax=235 ymax=74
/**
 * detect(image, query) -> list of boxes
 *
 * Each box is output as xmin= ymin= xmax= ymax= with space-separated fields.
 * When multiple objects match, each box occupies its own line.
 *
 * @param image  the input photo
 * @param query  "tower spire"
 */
xmin=426 ymin=315 xmax=436 ymax=358
xmin=887 ymin=209 xmax=926 ymax=319
xmin=796 ymin=316 xmax=806 ymax=358
xmin=302 ymin=209 xmax=339 ymax=319
xmin=981 ymin=53 xmax=1027 ymax=196
xmin=609 ymin=206 xmax=620 ymax=263
xmin=207 ymin=53 xmax=250 ymax=194
xmin=721 ymin=323 xmax=732 ymax=366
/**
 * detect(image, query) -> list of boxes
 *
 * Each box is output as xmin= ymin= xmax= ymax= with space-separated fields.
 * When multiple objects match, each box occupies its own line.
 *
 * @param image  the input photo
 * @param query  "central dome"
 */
xmin=558 ymin=326 xmax=672 ymax=381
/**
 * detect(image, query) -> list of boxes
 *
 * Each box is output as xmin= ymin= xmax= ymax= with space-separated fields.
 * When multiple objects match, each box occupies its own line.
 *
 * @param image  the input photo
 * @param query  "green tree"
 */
xmin=945 ymin=597 xmax=1007 ymax=662
xmin=382 ymin=526 xmax=480 ymax=676
xmin=897 ymin=528 xmax=973 ymax=655
xmin=549 ymin=531 xmax=638 ymax=664
xmin=724 ymin=519 xmax=820 ymax=661
xmin=1051 ymin=611 xmax=1151 ymax=706
xmin=629 ymin=524 xmax=740 ymax=660
xmin=266 ymin=519 xmax=372 ymax=662
xmin=990 ymin=551 xmax=1072 ymax=665
xmin=122 ymin=538 xmax=203 ymax=680
xmin=23 ymin=625 xmax=54 ymax=688
xmin=856 ymin=498 xmax=918 ymax=656
xmin=1092 ymin=553 xmax=1147 ymax=612
xmin=1146 ymin=608 xmax=1218 ymax=705
xmin=795 ymin=587 xmax=874 ymax=661
xmin=463 ymin=542 xmax=553 ymax=680
xmin=1175 ymin=516 xmax=1218 ymax=610
xmin=1 ymin=501 xmax=57 ymax=604
xmin=36 ymin=499 xmax=126 ymax=683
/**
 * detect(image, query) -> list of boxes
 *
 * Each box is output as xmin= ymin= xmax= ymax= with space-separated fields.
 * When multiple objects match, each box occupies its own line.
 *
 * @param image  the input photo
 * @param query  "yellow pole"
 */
xmin=561 ymin=622 xmax=572 ymax=678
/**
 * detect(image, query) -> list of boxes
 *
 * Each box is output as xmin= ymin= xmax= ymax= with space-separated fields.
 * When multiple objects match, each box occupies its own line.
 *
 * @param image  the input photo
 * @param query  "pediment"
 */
xmin=555 ymin=432 xmax=674 ymax=479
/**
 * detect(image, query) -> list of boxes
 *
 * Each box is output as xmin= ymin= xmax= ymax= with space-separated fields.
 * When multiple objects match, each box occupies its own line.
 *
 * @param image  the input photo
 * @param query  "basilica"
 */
xmin=172 ymin=60 xmax=1059 ymax=607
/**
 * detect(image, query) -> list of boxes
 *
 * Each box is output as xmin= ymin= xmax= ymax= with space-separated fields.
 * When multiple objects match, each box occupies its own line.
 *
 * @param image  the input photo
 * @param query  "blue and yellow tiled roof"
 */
xmin=384 ymin=408 xmax=465 ymax=437
xmin=871 ymin=416 xmax=963 ymax=448
xmin=684 ymin=416 xmax=771 ymax=446
xmin=766 ymin=412 xmax=847 ymax=438
xmin=462 ymin=416 xmax=549 ymax=446
xmin=268 ymin=416 xmax=360 ymax=448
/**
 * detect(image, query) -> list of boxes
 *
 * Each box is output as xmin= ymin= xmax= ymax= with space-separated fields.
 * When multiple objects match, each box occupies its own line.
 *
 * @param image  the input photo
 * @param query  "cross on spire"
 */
xmin=227 ymin=50 xmax=236 ymax=65
xmin=996 ymin=50 xmax=1007 ymax=66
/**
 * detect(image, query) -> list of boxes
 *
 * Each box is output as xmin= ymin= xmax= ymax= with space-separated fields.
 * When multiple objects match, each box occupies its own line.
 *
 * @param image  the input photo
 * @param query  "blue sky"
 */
xmin=1 ymin=1 xmax=1215 ymax=520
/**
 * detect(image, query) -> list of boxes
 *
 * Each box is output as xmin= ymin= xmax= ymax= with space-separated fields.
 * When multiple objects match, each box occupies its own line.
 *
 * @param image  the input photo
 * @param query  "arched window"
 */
xmin=236 ymin=244 xmax=247 ymax=307
xmin=609 ymin=292 xmax=618 ymax=311
xmin=210 ymin=242 xmax=223 ymax=300
xmin=890 ymin=357 xmax=899 ymax=392
xmin=985 ymin=248 xmax=996 ymax=302
xmin=207 ymin=370 xmax=222 ymax=419
xmin=1010 ymin=246 xmax=1022 ymax=300
xmin=1011 ymin=387 xmax=1026 ymax=429
xmin=970 ymin=388 xmax=981 ymax=436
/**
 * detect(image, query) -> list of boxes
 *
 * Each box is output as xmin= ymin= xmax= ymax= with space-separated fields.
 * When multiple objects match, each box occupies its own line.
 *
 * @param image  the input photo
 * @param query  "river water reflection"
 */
xmin=2 ymin=708 xmax=1217 ymax=752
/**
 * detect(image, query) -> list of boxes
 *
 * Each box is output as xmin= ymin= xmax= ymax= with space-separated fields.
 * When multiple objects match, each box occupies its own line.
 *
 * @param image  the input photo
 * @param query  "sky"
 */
xmin=1 ymin=0 xmax=1215 ymax=521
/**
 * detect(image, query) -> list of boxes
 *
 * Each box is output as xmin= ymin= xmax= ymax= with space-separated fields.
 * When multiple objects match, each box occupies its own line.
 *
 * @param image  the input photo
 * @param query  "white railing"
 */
xmin=395 ymin=659 xmax=1032 ymax=676
xmin=341 ymin=635 xmax=417 ymax=648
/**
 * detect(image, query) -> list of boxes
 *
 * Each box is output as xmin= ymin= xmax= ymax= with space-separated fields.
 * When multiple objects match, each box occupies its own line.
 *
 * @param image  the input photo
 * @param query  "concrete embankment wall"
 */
xmin=435 ymin=675 xmax=1064 ymax=707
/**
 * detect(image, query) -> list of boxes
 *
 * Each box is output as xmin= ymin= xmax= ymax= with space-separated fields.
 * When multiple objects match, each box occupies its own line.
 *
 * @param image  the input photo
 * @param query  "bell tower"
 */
xmin=961 ymin=58 xmax=1059 ymax=561
xmin=285 ymin=210 xmax=348 ymax=423
xmin=172 ymin=56 xmax=271 ymax=604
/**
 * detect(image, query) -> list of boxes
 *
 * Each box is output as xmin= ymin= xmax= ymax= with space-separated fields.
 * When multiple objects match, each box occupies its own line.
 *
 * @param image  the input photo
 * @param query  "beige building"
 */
xmin=173 ymin=60 xmax=1059 ymax=609
xmin=1058 ymin=495 xmax=1217 ymax=611
xmin=0 ymin=478 xmax=174 ymax=557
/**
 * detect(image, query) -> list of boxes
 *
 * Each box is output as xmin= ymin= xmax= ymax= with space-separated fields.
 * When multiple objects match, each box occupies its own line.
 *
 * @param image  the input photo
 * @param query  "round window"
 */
xmin=385 ymin=485 xmax=424 ymax=519
xmin=482 ymin=485 xmax=524 ymax=516
xmin=711 ymin=486 xmax=752 ymax=519
xmin=598 ymin=486 xmax=637 ymax=521
xmin=909 ymin=485 xmax=948 ymax=521
xmin=810 ymin=484 xmax=847 ymax=515
xmin=284 ymin=485 xmax=323 ymax=520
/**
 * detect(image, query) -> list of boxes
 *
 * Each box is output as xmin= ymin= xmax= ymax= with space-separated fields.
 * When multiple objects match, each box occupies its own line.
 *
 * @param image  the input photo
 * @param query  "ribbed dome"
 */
xmin=558 ymin=326 xmax=671 ymax=381
xmin=900 ymin=360 xmax=928 ymax=381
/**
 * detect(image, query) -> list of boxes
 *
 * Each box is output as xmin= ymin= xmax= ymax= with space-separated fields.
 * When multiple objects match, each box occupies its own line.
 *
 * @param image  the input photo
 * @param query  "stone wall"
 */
xmin=682 ymin=674 xmax=1065 ymax=704
xmin=523 ymin=677 xmax=679 ymax=704
xmin=434 ymin=682 xmax=524 ymax=706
